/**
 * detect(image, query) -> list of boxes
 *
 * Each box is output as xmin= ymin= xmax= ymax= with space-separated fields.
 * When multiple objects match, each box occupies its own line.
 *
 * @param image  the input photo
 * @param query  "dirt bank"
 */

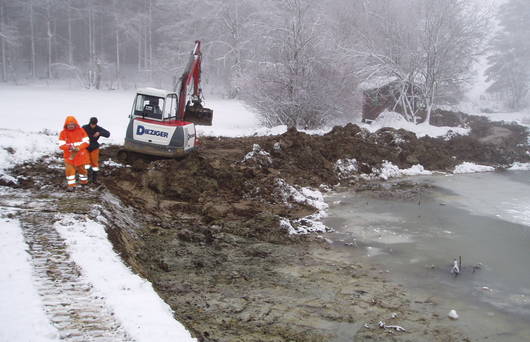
xmin=7 ymin=117 xmax=528 ymax=341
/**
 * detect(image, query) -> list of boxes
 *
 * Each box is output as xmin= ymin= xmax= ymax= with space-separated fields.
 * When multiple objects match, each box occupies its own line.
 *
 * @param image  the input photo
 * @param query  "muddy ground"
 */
xmin=7 ymin=117 xmax=529 ymax=341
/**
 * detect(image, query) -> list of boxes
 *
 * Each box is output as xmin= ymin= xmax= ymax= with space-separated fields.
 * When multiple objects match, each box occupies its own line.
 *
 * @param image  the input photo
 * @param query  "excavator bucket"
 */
xmin=184 ymin=105 xmax=213 ymax=126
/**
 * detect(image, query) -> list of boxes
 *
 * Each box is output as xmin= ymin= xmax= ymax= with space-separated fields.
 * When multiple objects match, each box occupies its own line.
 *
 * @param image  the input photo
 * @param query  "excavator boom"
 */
xmin=176 ymin=40 xmax=213 ymax=126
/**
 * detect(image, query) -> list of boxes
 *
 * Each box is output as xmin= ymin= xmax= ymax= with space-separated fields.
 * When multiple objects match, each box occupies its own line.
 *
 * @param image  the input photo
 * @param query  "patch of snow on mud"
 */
xmin=276 ymin=179 xmax=328 ymax=210
xmin=453 ymin=162 xmax=495 ymax=174
xmin=362 ymin=111 xmax=469 ymax=138
xmin=0 ymin=218 xmax=59 ymax=342
xmin=335 ymin=159 xmax=358 ymax=179
xmin=371 ymin=161 xmax=432 ymax=180
xmin=508 ymin=162 xmax=530 ymax=171
xmin=376 ymin=161 xmax=402 ymax=180
xmin=243 ymin=144 xmax=271 ymax=162
xmin=275 ymin=179 xmax=330 ymax=234
xmin=400 ymin=164 xmax=433 ymax=176
xmin=54 ymin=214 xmax=197 ymax=342
xmin=0 ymin=129 xmax=59 ymax=183
xmin=103 ymin=158 xmax=128 ymax=168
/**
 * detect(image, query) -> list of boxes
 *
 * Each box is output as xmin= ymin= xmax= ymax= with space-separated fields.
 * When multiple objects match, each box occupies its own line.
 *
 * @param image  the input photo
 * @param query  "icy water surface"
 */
xmin=325 ymin=171 xmax=530 ymax=341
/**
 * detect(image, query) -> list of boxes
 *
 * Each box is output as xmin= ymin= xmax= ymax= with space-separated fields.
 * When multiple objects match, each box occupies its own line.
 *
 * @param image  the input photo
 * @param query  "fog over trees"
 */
xmin=0 ymin=0 xmax=522 ymax=128
xmin=486 ymin=0 xmax=530 ymax=110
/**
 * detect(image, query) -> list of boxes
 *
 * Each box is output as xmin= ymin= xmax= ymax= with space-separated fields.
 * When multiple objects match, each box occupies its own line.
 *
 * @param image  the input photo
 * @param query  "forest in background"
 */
xmin=0 ymin=0 xmax=528 ymax=128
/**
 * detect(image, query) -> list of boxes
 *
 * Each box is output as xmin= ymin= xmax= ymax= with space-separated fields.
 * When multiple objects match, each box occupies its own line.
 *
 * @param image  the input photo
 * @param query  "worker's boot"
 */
xmin=92 ymin=171 xmax=99 ymax=184
xmin=87 ymin=168 xmax=93 ymax=182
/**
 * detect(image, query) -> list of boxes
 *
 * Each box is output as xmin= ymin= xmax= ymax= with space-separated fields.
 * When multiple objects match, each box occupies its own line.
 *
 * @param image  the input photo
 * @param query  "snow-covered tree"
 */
xmin=240 ymin=0 xmax=354 ymax=129
xmin=485 ymin=0 xmax=530 ymax=110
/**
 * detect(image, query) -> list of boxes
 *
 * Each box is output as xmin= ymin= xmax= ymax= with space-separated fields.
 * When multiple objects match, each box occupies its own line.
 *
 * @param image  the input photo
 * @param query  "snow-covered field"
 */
xmin=0 ymin=84 xmax=263 ymax=143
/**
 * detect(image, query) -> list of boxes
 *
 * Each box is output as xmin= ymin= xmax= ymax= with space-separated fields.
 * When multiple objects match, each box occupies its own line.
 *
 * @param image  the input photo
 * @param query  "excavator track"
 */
xmin=116 ymin=148 xmax=190 ymax=165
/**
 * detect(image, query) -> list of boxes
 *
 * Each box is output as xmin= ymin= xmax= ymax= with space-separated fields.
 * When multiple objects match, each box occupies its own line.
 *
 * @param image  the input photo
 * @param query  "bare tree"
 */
xmin=203 ymin=0 xmax=263 ymax=97
xmin=335 ymin=0 xmax=487 ymax=124
xmin=45 ymin=0 xmax=54 ymax=79
xmin=0 ymin=0 xmax=491 ymax=119
xmin=0 ymin=0 xmax=11 ymax=81
xmin=418 ymin=0 xmax=487 ymax=124
xmin=240 ymin=0 xmax=335 ymax=128
xmin=29 ymin=0 xmax=36 ymax=78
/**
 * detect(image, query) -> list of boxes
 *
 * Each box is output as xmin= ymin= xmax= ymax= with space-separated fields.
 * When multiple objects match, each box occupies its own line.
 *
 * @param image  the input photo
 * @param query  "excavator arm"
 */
xmin=175 ymin=40 xmax=213 ymax=126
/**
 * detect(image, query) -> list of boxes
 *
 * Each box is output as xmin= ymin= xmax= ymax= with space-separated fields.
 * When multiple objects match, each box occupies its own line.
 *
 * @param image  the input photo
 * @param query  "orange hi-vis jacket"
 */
xmin=59 ymin=116 xmax=90 ymax=166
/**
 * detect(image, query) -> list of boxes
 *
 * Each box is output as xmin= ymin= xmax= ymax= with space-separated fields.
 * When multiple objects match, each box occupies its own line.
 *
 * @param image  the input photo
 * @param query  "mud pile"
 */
xmin=103 ymin=119 xmax=529 ymax=238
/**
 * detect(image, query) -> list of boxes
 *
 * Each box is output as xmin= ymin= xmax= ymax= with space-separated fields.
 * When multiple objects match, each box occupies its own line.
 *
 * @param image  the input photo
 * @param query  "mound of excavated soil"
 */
xmin=102 ymin=119 xmax=528 ymax=237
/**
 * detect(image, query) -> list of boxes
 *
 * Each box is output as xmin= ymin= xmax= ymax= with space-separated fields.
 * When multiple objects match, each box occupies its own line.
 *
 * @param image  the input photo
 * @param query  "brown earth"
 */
xmin=101 ymin=117 xmax=529 ymax=232
xmin=7 ymin=117 xmax=529 ymax=341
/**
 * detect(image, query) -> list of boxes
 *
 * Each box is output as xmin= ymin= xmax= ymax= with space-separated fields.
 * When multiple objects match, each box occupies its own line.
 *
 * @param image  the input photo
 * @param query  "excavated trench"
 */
xmin=7 ymin=117 xmax=529 ymax=342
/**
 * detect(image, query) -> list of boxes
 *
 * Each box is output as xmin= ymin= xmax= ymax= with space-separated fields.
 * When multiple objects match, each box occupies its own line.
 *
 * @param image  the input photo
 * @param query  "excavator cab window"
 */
xmin=133 ymin=94 xmax=165 ymax=120
xmin=164 ymin=94 xmax=178 ymax=120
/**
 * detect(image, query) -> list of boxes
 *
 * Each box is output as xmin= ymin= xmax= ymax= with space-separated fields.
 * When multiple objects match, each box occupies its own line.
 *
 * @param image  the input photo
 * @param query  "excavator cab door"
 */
xmin=184 ymin=102 xmax=213 ymax=126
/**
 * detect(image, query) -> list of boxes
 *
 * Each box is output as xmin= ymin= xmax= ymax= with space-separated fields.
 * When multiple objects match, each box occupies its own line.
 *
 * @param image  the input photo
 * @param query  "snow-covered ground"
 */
xmin=0 ymin=217 xmax=59 ymax=342
xmin=0 ymin=84 xmax=263 ymax=143
xmin=55 ymin=215 xmax=196 ymax=342
xmin=0 ymin=129 xmax=58 ymax=183
xmin=361 ymin=111 xmax=470 ymax=138
xmin=462 ymin=104 xmax=530 ymax=144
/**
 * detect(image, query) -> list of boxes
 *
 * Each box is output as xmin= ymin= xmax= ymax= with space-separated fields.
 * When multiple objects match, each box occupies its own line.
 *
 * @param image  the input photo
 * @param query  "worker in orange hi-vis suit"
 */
xmin=58 ymin=116 xmax=90 ymax=190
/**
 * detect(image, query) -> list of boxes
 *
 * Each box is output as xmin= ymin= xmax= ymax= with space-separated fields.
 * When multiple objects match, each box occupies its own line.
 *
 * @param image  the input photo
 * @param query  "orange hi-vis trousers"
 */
xmin=65 ymin=163 xmax=89 ymax=187
xmin=88 ymin=149 xmax=100 ymax=171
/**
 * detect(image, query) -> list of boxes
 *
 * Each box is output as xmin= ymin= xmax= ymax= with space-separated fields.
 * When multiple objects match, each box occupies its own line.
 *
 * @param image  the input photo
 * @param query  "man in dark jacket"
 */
xmin=82 ymin=117 xmax=110 ymax=183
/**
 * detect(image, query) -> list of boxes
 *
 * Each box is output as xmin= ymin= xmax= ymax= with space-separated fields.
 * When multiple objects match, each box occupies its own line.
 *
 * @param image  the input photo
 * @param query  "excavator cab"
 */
xmin=133 ymin=93 xmax=167 ymax=120
xmin=132 ymin=92 xmax=213 ymax=126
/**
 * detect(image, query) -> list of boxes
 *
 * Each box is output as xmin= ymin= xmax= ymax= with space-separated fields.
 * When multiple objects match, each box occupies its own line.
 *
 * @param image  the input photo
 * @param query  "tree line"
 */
xmin=2 ymin=0 xmax=516 ymax=128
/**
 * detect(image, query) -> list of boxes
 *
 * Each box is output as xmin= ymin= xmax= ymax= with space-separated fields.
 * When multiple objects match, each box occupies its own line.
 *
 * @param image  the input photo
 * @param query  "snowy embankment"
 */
xmin=55 ymin=215 xmax=197 ymax=342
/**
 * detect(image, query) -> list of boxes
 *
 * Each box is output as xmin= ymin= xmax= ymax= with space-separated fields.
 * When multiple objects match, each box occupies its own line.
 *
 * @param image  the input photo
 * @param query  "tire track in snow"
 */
xmin=2 ymin=190 xmax=134 ymax=342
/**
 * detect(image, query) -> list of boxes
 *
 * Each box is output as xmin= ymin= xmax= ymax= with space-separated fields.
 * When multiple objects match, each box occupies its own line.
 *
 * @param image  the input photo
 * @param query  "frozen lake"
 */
xmin=325 ymin=171 xmax=530 ymax=341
